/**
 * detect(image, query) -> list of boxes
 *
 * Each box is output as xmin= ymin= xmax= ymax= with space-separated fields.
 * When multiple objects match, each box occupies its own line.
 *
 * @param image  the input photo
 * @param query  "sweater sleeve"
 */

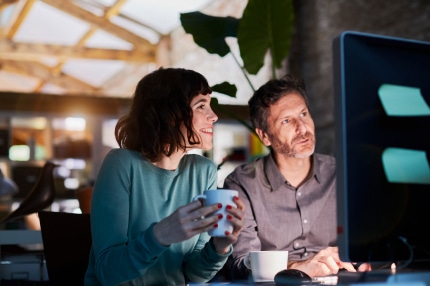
xmin=183 ymin=156 xmax=231 ymax=283
xmin=90 ymin=151 xmax=169 ymax=285
xmin=184 ymin=236 xmax=232 ymax=283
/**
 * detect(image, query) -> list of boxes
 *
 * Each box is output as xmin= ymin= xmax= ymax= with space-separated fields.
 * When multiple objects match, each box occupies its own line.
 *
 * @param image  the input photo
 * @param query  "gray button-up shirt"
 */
xmin=223 ymin=152 xmax=337 ymax=280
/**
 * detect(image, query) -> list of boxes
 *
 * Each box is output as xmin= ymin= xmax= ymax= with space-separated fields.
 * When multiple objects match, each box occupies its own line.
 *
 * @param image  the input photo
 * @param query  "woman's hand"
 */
xmin=153 ymin=200 xmax=224 ymax=246
xmin=212 ymin=195 xmax=245 ymax=254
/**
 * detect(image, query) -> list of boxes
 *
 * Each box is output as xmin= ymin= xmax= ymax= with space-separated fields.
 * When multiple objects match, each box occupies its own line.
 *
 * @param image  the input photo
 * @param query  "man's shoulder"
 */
xmin=313 ymin=153 xmax=336 ymax=176
xmin=225 ymin=156 xmax=268 ymax=184
xmin=314 ymin=153 xmax=336 ymax=165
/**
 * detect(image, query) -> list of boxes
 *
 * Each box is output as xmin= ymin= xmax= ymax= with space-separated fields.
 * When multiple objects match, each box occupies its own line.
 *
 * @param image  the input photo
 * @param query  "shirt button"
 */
xmin=304 ymin=252 xmax=308 ymax=256
xmin=303 ymin=219 xmax=308 ymax=224
xmin=294 ymin=242 xmax=300 ymax=247
xmin=297 ymin=192 xmax=302 ymax=196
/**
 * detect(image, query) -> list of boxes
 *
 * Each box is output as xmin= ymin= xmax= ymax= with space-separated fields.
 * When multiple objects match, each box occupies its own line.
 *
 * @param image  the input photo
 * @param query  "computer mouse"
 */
xmin=274 ymin=269 xmax=313 ymax=285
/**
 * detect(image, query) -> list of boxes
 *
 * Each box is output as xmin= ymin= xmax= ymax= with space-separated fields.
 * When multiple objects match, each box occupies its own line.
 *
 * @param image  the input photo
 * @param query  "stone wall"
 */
xmin=290 ymin=0 xmax=430 ymax=155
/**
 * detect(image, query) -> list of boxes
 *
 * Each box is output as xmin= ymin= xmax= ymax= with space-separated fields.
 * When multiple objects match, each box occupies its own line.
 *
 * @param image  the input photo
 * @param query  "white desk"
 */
xmin=0 ymin=230 xmax=42 ymax=245
xmin=0 ymin=230 xmax=46 ymax=281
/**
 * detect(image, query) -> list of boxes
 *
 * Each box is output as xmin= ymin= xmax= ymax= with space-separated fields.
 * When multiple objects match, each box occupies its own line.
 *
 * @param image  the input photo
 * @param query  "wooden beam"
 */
xmin=0 ymin=40 xmax=154 ymax=62
xmin=0 ymin=0 xmax=19 ymax=12
xmin=0 ymin=91 xmax=130 ymax=117
xmin=1 ymin=60 xmax=99 ymax=93
xmin=105 ymin=0 xmax=127 ymax=18
xmin=40 ymin=0 xmax=156 ymax=55
xmin=6 ymin=0 xmax=35 ymax=39
xmin=0 ymin=91 xmax=249 ymax=121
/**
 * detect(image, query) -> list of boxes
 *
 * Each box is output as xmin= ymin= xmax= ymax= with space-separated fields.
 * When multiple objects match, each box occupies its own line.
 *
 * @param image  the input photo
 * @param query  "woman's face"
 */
xmin=188 ymin=93 xmax=218 ymax=151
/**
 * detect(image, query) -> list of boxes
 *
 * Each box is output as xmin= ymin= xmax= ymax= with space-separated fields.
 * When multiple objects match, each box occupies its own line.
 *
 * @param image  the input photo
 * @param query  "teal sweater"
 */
xmin=84 ymin=149 xmax=230 ymax=285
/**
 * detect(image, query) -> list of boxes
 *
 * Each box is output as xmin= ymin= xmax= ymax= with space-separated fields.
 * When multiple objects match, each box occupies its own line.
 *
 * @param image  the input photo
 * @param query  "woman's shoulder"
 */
xmin=104 ymin=148 xmax=143 ymax=164
xmin=107 ymin=148 xmax=140 ymax=157
xmin=183 ymin=153 xmax=216 ymax=168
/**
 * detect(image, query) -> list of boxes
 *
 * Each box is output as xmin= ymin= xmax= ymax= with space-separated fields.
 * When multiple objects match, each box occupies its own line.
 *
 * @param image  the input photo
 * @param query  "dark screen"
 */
xmin=333 ymin=31 xmax=430 ymax=267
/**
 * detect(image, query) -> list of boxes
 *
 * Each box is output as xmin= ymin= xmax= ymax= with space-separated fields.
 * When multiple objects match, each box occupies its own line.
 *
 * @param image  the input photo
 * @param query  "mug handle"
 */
xmin=243 ymin=253 xmax=251 ymax=270
xmin=192 ymin=194 xmax=206 ymax=202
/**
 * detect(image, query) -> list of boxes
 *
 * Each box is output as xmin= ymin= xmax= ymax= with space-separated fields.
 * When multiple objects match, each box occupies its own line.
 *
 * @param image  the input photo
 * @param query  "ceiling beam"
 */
xmin=1 ymin=60 xmax=99 ymax=93
xmin=5 ymin=0 xmax=35 ymax=39
xmin=0 ymin=0 xmax=19 ymax=12
xmin=0 ymin=40 xmax=155 ymax=62
xmin=0 ymin=91 xmax=131 ymax=117
xmin=40 ymin=0 xmax=156 ymax=55
xmin=0 ymin=91 xmax=250 ymax=121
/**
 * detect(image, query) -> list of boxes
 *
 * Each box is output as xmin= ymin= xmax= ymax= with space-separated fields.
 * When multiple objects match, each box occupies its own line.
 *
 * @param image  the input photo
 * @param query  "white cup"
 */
xmin=244 ymin=250 xmax=289 ymax=282
xmin=193 ymin=189 xmax=238 ymax=237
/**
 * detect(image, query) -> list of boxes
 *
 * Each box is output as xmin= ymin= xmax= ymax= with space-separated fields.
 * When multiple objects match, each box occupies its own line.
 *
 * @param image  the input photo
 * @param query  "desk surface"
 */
xmin=188 ymin=271 xmax=430 ymax=285
xmin=0 ymin=230 xmax=42 ymax=245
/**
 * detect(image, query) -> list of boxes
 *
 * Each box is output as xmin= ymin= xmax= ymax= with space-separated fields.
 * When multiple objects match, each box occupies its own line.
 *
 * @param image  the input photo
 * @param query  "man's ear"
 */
xmin=255 ymin=128 xmax=271 ymax=147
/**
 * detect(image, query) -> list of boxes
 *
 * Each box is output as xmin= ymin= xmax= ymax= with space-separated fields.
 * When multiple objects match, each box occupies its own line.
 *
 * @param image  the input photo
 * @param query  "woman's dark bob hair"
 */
xmin=115 ymin=67 xmax=212 ymax=162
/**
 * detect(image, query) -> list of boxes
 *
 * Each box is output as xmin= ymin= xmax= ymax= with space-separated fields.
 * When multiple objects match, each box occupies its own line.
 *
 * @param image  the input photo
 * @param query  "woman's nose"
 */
xmin=209 ymin=109 xmax=218 ymax=122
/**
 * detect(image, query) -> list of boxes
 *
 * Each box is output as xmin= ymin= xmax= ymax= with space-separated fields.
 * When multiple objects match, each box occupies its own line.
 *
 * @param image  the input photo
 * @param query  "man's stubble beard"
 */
xmin=270 ymin=132 xmax=316 ymax=158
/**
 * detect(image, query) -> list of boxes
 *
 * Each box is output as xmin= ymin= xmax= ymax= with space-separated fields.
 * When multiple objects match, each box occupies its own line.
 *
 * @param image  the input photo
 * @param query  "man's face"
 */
xmin=257 ymin=92 xmax=315 ymax=158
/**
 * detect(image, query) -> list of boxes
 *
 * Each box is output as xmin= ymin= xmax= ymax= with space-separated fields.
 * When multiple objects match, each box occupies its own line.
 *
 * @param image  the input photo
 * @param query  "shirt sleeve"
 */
xmin=223 ymin=172 xmax=261 ymax=281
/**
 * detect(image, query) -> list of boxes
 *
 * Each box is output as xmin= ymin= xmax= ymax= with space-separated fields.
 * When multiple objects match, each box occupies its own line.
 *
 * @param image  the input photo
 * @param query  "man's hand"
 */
xmin=288 ymin=247 xmax=366 ymax=277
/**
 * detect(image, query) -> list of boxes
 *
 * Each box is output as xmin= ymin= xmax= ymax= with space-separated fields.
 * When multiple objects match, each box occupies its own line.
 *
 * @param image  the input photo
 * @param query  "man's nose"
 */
xmin=296 ymin=119 xmax=307 ymax=135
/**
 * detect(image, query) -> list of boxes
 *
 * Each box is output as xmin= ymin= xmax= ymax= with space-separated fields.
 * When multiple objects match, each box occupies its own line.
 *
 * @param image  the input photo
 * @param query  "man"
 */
xmin=222 ymin=75 xmax=369 ymax=280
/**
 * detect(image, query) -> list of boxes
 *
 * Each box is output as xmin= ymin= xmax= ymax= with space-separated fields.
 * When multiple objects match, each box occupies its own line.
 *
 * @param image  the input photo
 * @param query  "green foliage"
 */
xmin=180 ymin=0 xmax=294 ymax=92
xmin=180 ymin=0 xmax=295 ymax=134
xmin=238 ymin=0 xmax=294 ymax=76
xmin=211 ymin=82 xmax=237 ymax=96
xmin=180 ymin=12 xmax=239 ymax=57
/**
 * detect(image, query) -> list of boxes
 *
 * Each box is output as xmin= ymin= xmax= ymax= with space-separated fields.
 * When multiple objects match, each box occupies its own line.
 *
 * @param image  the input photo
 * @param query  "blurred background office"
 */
xmin=0 ymin=0 xmax=429 ymax=282
xmin=1 ymin=0 xmax=430 ymax=217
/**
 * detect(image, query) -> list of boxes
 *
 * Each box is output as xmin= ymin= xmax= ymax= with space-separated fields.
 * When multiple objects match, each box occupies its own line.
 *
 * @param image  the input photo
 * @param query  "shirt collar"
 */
xmin=264 ymin=152 xmax=321 ymax=191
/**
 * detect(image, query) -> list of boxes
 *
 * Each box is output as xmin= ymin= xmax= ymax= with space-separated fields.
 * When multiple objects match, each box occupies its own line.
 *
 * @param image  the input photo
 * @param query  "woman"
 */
xmin=84 ymin=67 xmax=245 ymax=285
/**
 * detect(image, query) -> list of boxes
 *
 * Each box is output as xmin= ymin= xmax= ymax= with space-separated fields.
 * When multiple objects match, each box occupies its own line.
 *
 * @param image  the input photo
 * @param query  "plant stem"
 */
xmin=230 ymin=51 xmax=256 ymax=92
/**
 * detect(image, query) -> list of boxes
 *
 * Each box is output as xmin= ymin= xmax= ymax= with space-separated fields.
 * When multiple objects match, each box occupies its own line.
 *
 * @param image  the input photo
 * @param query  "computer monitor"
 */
xmin=333 ymin=31 xmax=430 ymax=269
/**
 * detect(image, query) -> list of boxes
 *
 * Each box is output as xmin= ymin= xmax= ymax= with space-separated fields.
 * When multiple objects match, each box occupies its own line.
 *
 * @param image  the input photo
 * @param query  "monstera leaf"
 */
xmin=181 ymin=0 xmax=294 ymax=78
xmin=180 ymin=0 xmax=295 ymax=108
xmin=238 ymin=0 xmax=294 ymax=75
xmin=211 ymin=82 xmax=237 ymax=98
xmin=180 ymin=12 xmax=239 ymax=57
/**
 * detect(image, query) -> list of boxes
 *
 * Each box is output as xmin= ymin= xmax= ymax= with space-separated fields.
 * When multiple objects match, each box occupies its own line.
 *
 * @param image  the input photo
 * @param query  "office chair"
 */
xmin=38 ymin=210 xmax=92 ymax=286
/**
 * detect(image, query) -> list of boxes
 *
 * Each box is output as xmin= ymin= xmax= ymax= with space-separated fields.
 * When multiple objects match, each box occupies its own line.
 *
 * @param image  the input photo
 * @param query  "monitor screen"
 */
xmin=333 ymin=31 xmax=430 ymax=268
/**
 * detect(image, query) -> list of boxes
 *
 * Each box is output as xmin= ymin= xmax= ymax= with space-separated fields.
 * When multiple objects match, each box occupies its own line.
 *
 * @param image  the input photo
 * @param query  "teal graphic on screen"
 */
xmin=378 ymin=84 xmax=430 ymax=184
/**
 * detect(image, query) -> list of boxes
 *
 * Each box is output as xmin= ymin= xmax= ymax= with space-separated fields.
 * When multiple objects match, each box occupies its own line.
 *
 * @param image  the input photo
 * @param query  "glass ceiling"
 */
xmin=0 ymin=0 xmax=267 ymax=105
